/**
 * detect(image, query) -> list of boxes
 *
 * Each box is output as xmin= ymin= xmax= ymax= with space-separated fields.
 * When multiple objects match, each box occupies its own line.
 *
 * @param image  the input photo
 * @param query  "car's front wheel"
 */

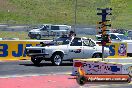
xmin=30 ymin=36 xmax=34 ymax=39
xmin=51 ymin=53 xmax=63 ymax=66
xmin=31 ymin=57 xmax=42 ymax=65
xmin=92 ymin=53 xmax=102 ymax=58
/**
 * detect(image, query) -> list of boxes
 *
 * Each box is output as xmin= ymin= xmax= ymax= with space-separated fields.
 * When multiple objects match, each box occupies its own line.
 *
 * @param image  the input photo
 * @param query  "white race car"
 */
xmin=25 ymin=37 xmax=109 ymax=66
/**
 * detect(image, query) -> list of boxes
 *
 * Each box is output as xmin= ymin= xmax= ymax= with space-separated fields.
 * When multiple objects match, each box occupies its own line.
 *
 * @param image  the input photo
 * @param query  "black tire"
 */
xmin=30 ymin=36 xmax=34 ymax=39
xmin=31 ymin=57 xmax=42 ymax=66
xmin=76 ymin=76 xmax=87 ymax=86
xmin=127 ymin=75 xmax=131 ymax=83
xmin=51 ymin=53 xmax=63 ymax=66
xmin=28 ymin=34 xmax=34 ymax=39
xmin=36 ymin=34 xmax=41 ymax=40
xmin=92 ymin=53 xmax=101 ymax=58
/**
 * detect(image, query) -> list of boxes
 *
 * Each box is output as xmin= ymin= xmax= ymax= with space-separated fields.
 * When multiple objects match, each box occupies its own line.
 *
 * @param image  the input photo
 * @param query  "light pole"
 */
xmin=74 ymin=0 xmax=77 ymax=33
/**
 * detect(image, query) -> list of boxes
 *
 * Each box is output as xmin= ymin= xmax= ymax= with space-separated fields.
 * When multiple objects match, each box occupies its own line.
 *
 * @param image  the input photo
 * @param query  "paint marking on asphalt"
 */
xmin=0 ymin=60 xmax=30 ymax=62
xmin=79 ymin=78 xmax=132 ymax=88
xmin=0 ymin=72 xmax=72 ymax=78
xmin=82 ymin=83 xmax=132 ymax=88
xmin=118 ymin=63 xmax=132 ymax=64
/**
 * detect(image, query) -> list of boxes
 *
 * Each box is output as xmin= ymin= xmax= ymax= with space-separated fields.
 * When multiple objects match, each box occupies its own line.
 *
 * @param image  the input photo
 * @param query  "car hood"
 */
xmin=29 ymin=29 xmax=41 ymax=32
xmin=27 ymin=41 xmax=67 ymax=48
xmin=26 ymin=46 xmax=45 ymax=49
xmin=44 ymin=44 xmax=68 ymax=49
xmin=26 ymin=44 xmax=67 ymax=50
xmin=122 ymin=40 xmax=132 ymax=43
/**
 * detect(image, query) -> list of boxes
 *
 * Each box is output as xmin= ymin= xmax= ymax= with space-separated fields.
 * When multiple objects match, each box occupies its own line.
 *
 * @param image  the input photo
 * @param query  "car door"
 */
xmin=41 ymin=26 xmax=50 ymax=36
xmin=83 ymin=39 xmax=97 ymax=58
xmin=68 ymin=38 xmax=83 ymax=59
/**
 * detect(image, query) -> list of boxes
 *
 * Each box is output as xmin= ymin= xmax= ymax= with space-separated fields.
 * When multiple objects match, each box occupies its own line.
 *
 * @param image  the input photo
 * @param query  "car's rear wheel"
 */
xmin=36 ymin=34 xmax=41 ymax=40
xmin=31 ymin=57 xmax=42 ymax=65
xmin=51 ymin=53 xmax=63 ymax=66
xmin=92 ymin=53 xmax=101 ymax=58
xmin=30 ymin=36 xmax=34 ymax=39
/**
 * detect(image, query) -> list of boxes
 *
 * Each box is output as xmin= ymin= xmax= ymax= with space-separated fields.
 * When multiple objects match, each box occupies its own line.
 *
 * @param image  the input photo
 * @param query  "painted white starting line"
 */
xmin=0 ymin=72 xmax=72 ymax=78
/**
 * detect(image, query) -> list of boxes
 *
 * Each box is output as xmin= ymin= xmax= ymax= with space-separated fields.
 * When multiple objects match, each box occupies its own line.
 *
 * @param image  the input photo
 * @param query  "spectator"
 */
xmin=69 ymin=31 xmax=76 ymax=38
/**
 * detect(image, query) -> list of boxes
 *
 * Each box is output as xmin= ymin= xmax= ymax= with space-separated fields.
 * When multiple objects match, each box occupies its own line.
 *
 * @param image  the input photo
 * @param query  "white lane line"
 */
xmin=83 ymin=83 xmax=132 ymax=88
xmin=0 ymin=72 xmax=72 ymax=78
xmin=0 ymin=60 xmax=30 ymax=62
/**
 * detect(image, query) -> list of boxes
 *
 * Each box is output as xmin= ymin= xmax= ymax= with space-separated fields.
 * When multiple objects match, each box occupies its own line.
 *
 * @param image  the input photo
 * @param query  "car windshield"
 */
xmin=38 ymin=25 xmax=44 ymax=29
xmin=33 ymin=25 xmax=44 ymax=29
xmin=117 ymin=35 xmax=129 ymax=40
xmin=53 ymin=37 xmax=71 ymax=45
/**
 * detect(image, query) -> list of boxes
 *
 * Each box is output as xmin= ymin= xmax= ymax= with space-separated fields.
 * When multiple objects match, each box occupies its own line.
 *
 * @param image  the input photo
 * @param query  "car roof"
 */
xmin=109 ymin=33 xmax=124 ymax=35
xmin=59 ymin=36 xmax=83 ymax=39
xmin=42 ymin=24 xmax=52 ymax=26
xmin=53 ymin=25 xmax=70 ymax=26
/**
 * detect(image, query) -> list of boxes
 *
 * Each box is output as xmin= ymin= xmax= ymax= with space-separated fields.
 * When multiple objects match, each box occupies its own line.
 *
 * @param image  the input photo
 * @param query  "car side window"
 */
xmin=83 ymin=39 xmax=95 ymax=47
xmin=70 ymin=38 xmax=82 ymax=46
xmin=89 ymin=40 xmax=96 ymax=47
xmin=110 ymin=34 xmax=118 ymax=40
xmin=51 ymin=26 xmax=59 ymax=30
xmin=83 ymin=39 xmax=90 ymax=46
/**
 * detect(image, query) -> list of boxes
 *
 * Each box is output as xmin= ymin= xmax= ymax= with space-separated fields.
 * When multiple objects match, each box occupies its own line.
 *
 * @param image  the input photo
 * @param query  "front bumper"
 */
xmin=25 ymin=49 xmax=49 ymax=57
xmin=28 ymin=33 xmax=38 ymax=38
xmin=27 ymin=53 xmax=49 ymax=57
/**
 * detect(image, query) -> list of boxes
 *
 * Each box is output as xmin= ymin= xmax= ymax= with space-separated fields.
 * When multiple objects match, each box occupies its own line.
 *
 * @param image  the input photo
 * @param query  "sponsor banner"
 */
xmin=76 ymin=74 xmax=131 ymax=85
xmin=107 ymin=42 xmax=127 ymax=58
xmin=0 ymin=40 xmax=51 ymax=60
xmin=122 ymin=64 xmax=132 ymax=75
xmin=72 ymin=60 xmax=122 ymax=75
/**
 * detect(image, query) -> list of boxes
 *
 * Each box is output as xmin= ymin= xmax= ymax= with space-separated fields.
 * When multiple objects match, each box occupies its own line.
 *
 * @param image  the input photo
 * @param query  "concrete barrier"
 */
xmin=72 ymin=59 xmax=122 ymax=75
xmin=72 ymin=58 xmax=132 ymax=76
xmin=0 ymin=40 xmax=52 ymax=60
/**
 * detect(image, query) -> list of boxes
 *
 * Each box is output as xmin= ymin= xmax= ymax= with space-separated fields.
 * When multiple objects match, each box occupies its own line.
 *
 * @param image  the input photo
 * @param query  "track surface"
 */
xmin=0 ymin=61 xmax=72 ymax=77
xmin=0 ymin=60 xmax=131 ymax=88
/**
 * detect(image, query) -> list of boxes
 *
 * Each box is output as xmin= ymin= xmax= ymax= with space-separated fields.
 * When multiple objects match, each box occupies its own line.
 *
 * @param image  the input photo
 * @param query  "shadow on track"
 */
xmin=19 ymin=61 xmax=73 ymax=67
